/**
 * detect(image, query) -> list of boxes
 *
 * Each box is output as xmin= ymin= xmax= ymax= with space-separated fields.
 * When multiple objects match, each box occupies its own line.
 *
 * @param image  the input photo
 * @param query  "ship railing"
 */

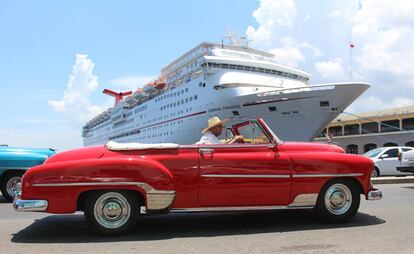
xmin=256 ymin=84 xmax=336 ymax=97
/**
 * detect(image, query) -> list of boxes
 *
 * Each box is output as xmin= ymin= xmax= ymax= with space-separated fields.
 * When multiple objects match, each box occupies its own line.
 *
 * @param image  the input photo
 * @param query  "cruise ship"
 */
xmin=82 ymin=41 xmax=369 ymax=146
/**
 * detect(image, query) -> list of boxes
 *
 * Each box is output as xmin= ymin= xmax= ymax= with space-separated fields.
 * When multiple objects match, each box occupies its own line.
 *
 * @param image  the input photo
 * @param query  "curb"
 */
xmin=371 ymin=176 xmax=414 ymax=184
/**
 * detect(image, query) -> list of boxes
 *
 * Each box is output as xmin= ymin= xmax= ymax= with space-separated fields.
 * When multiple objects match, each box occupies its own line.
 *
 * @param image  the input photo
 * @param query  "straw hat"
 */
xmin=202 ymin=116 xmax=229 ymax=134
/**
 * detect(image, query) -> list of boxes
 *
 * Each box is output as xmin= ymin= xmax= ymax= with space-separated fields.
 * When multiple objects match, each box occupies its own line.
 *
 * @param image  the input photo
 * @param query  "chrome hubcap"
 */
xmin=324 ymin=183 xmax=352 ymax=215
xmin=94 ymin=192 xmax=131 ymax=229
xmin=6 ymin=176 xmax=21 ymax=197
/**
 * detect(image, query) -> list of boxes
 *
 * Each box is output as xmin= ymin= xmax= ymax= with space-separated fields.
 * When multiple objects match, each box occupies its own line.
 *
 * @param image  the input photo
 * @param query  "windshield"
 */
xmin=363 ymin=148 xmax=383 ymax=158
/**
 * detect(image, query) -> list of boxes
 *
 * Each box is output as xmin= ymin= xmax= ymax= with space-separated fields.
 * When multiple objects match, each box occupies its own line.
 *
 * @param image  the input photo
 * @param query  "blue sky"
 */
xmin=1 ymin=0 xmax=414 ymax=150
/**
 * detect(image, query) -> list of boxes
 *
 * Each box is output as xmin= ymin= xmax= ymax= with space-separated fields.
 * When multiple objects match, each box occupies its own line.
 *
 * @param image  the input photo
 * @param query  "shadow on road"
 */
xmin=11 ymin=210 xmax=385 ymax=243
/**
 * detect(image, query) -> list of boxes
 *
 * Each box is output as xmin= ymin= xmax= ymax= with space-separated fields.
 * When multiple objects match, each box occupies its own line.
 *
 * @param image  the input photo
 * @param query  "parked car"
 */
xmin=0 ymin=144 xmax=55 ymax=201
xmin=397 ymin=149 xmax=414 ymax=174
xmin=14 ymin=118 xmax=382 ymax=236
xmin=363 ymin=146 xmax=414 ymax=177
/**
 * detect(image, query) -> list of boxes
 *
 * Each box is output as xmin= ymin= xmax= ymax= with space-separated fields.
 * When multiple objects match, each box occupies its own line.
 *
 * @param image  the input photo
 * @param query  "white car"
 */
xmin=363 ymin=146 xmax=414 ymax=177
xmin=397 ymin=149 xmax=414 ymax=174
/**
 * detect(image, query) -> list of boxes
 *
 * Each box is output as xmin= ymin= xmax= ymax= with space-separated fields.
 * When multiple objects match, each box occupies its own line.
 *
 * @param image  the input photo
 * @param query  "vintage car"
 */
xmin=14 ymin=118 xmax=382 ymax=236
xmin=0 ymin=144 xmax=55 ymax=201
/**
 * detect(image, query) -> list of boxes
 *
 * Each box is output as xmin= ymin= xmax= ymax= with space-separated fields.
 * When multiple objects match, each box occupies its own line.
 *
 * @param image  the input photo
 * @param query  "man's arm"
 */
xmin=223 ymin=135 xmax=244 ymax=144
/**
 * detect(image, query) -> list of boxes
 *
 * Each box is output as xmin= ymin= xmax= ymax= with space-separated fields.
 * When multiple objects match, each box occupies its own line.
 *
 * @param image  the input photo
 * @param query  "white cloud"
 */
xmin=108 ymin=75 xmax=155 ymax=91
xmin=49 ymin=54 xmax=103 ymax=126
xmin=315 ymin=58 xmax=347 ymax=80
xmin=246 ymin=0 xmax=297 ymax=46
xmin=331 ymin=0 xmax=414 ymax=89
xmin=246 ymin=0 xmax=320 ymax=68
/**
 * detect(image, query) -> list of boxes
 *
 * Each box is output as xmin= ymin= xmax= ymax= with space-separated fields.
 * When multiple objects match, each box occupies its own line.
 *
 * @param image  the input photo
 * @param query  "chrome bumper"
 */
xmin=367 ymin=189 xmax=382 ymax=200
xmin=13 ymin=198 xmax=48 ymax=212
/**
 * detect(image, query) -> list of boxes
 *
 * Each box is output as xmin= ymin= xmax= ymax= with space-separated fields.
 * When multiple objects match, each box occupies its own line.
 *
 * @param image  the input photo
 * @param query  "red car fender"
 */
xmin=288 ymin=152 xmax=373 ymax=204
xmin=22 ymin=156 xmax=175 ymax=213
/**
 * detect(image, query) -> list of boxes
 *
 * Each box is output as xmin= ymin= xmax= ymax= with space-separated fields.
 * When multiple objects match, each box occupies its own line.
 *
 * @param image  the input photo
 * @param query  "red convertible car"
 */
xmin=14 ymin=118 xmax=382 ymax=236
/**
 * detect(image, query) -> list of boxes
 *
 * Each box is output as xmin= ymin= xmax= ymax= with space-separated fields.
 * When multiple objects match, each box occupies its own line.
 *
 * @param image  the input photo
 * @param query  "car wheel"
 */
xmin=1 ymin=172 xmax=24 ymax=202
xmin=314 ymin=179 xmax=360 ymax=223
xmin=371 ymin=168 xmax=380 ymax=178
xmin=84 ymin=191 xmax=140 ymax=236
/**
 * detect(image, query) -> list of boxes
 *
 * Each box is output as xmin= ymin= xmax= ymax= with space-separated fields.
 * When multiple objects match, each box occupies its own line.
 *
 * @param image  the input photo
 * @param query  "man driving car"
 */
xmin=196 ymin=116 xmax=244 ymax=144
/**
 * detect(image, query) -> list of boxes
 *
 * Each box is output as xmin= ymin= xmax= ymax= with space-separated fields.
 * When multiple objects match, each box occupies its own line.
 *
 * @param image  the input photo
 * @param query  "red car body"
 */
xmin=14 ymin=118 xmax=382 ymax=235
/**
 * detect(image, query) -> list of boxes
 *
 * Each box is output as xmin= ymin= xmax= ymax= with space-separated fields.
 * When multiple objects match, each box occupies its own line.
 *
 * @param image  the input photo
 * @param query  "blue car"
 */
xmin=0 ymin=144 xmax=56 ymax=202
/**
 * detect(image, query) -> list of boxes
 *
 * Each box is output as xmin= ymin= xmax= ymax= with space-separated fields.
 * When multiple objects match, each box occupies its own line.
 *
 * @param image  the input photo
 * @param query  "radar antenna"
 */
xmin=221 ymin=28 xmax=251 ymax=47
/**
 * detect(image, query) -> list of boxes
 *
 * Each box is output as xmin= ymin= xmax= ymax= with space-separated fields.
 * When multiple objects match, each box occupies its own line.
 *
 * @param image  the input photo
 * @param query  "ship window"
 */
xmin=381 ymin=119 xmax=400 ymax=132
xmin=186 ymin=88 xmax=189 ymax=92
xmin=190 ymin=97 xmax=193 ymax=102
xmin=268 ymin=106 xmax=277 ymax=112
xmin=194 ymin=95 xmax=198 ymax=100
xmin=232 ymin=111 xmax=240 ymax=116
xmin=320 ymin=101 xmax=329 ymax=107
xmin=199 ymin=82 xmax=202 ymax=87
xmin=344 ymin=124 xmax=359 ymax=135
xmin=185 ymin=98 xmax=189 ymax=103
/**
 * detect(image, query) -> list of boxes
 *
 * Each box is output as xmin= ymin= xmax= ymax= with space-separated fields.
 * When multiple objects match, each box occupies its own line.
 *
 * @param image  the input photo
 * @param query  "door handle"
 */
xmin=199 ymin=148 xmax=214 ymax=155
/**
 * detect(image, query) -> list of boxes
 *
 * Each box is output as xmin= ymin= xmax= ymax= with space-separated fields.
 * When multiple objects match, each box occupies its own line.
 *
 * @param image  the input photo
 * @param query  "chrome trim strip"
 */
xmin=170 ymin=205 xmax=314 ymax=213
xmin=292 ymin=173 xmax=364 ymax=178
xmin=201 ymin=174 xmax=290 ymax=179
xmin=32 ymin=181 xmax=175 ymax=210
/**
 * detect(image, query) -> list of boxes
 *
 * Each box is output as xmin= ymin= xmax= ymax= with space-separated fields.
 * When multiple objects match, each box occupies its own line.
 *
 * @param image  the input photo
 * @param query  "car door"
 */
xmin=377 ymin=148 xmax=399 ymax=176
xmin=198 ymin=143 xmax=292 ymax=207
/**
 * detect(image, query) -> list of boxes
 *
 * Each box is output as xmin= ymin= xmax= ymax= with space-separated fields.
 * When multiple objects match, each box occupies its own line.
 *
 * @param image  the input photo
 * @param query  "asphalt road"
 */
xmin=0 ymin=184 xmax=413 ymax=254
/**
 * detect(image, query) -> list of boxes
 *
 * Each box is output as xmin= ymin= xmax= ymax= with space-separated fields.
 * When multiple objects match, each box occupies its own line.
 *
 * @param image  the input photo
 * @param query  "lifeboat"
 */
xmin=144 ymin=80 xmax=167 ymax=93
xmin=124 ymin=95 xmax=137 ymax=104
xmin=132 ymin=88 xmax=145 ymax=99
xmin=143 ymin=83 xmax=157 ymax=93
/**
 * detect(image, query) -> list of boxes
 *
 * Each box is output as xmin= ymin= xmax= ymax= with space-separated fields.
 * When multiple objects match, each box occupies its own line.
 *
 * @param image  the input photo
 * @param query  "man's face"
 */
xmin=210 ymin=124 xmax=224 ymax=136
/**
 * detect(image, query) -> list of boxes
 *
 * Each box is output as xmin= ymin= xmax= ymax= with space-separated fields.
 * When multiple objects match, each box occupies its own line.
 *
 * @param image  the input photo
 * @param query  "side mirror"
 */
xmin=380 ymin=154 xmax=389 ymax=159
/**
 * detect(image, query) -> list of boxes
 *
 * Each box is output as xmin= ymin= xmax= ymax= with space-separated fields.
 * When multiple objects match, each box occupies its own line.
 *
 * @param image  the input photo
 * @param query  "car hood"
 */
xmin=277 ymin=142 xmax=345 ymax=153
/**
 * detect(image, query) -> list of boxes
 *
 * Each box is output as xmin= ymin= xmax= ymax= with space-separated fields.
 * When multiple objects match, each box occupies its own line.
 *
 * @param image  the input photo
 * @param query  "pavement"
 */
xmin=0 ymin=183 xmax=414 ymax=254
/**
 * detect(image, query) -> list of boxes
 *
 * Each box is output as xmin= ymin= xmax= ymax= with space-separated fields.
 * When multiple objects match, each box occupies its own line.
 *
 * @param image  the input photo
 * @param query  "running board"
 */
xmin=169 ymin=205 xmax=314 ymax=213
